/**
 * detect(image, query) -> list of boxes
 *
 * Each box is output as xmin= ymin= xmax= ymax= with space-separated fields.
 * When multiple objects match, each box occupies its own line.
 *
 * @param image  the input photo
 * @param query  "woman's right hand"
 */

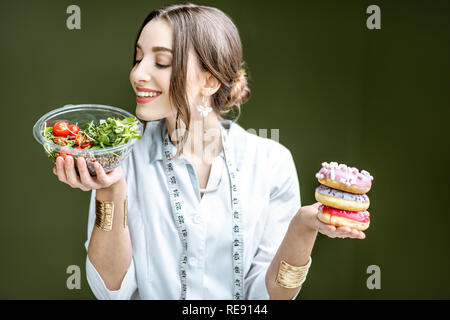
xmin=53 ymin=156 xmax=125 ymax=191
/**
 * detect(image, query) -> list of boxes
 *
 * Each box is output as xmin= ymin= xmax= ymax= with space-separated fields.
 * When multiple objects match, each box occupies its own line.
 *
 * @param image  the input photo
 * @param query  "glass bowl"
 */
xmin=33 ymin=104 xmax=143 ymax=176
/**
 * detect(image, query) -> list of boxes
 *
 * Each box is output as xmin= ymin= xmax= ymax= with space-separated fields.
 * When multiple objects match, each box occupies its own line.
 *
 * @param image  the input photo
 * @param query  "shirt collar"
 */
xmin=148 ymin=118 xmax=234 ymax=164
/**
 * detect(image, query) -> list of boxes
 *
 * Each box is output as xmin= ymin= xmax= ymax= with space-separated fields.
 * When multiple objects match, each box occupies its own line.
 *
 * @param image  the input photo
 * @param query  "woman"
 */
xmin=53 ymin=2 xmax=365 ymax=300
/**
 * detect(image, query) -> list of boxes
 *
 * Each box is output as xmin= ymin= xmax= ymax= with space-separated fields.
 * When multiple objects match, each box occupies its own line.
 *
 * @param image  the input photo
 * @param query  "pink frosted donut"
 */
xmin=315 ymin=161 xmax=373 ymax=194
xmin=317 ymin=205 xmax=370 ymax=231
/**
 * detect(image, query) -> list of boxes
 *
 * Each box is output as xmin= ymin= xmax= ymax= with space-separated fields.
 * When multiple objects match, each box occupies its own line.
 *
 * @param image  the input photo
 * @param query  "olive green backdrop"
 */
xmin=1 ymin=0 xmax=448 ymax=299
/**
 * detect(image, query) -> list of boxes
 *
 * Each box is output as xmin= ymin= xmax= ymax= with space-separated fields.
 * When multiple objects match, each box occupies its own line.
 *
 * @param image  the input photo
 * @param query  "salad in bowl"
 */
xmin=33 ymin=104 xmax=143 ymax=175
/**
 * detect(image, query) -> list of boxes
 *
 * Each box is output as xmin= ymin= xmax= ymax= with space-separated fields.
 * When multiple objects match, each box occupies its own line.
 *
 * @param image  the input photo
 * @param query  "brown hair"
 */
xmin=133 ymin=2 xmax=250 ymax=156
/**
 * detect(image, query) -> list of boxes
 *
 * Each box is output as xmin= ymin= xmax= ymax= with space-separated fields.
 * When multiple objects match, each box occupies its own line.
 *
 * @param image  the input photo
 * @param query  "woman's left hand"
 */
xmin=294 ymin=203 xmax=366 ymax=240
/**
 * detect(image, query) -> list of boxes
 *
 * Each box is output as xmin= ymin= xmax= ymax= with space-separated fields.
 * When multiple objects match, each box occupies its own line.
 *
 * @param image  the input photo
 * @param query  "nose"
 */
xmin=131 ymin=62 xmax=151 ymax=84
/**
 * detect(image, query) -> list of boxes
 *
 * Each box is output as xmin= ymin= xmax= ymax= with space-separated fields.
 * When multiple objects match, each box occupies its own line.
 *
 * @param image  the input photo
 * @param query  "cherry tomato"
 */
xmin=75 ymin=134 xmax=86 ymax=146
xmin=74 ymin=146 xmax=82 ymax=149
xmin=68 ymin=124 xmax=80 ymax=135
xmin=53 ymin=121 xmax=70 ymax=137
xmin=81 ymin=141 xmax=92 ymax=148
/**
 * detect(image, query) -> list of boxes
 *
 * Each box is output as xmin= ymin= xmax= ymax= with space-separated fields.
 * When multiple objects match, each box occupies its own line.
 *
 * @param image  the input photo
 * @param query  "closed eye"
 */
xmin=134 ymin=60 xmax=170 ymax=69
xmin=155 ymin=63 xmax=170 ymax=69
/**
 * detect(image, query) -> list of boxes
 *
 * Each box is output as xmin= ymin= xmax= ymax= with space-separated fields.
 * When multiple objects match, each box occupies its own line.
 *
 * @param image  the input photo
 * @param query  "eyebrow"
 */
xmin=136 ymin=43 xmax=173 ymax=54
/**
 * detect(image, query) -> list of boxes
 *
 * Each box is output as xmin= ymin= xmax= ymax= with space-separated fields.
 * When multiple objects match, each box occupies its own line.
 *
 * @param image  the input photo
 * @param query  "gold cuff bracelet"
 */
xmin=95 ymin=199 xmax=114 ymax=231
xmin=123 ymin=197 xmax=128 ymax=228
xmin=276 ymin=257 xmax=312 ymax=289
xmin=95 ymin=197 xmax=128 ymax=231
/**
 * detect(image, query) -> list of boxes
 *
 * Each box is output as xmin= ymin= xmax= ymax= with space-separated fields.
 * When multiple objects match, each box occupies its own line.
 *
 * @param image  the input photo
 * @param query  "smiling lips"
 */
xmin=136 ymin=87 xmax=162 ymax=103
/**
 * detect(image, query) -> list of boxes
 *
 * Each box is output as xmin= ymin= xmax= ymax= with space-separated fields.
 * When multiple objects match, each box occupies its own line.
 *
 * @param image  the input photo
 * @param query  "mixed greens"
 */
xmin=43 ymin=116 xmax=142 ymax=150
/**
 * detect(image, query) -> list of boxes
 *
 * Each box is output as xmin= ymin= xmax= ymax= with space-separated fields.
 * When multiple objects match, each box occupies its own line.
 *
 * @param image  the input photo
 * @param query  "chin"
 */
xmin=135 ymin=104 xmax=168 ymax=122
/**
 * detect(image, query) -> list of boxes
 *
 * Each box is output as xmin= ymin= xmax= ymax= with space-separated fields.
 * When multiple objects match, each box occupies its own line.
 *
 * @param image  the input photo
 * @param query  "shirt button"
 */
xmin=193 ymin=215 xmax=202 ymax=224
xmin=188 ymin=257 xmax=198 ymax=267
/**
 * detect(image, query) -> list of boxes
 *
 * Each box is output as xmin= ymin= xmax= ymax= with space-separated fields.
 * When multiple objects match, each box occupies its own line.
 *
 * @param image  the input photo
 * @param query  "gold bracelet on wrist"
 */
xmin=276 ymin=257 xmax=312 ymax=289
xmin=95 ymin=197 xmax=128 ymax=231
xmin=123 ymin=197 xmax=128 ymax=228
xmin=95 ymin=199 xmax=114 ymax=231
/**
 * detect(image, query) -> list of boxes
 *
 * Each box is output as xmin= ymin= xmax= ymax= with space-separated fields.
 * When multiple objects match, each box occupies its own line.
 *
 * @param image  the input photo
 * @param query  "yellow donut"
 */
xmin=315 ymin=185 xmax=370 ymax=211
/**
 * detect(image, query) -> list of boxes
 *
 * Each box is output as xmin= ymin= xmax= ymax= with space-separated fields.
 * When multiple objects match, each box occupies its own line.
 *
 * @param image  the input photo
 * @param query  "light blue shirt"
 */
xmin=85 ymin=118 xmax=301 ymax=299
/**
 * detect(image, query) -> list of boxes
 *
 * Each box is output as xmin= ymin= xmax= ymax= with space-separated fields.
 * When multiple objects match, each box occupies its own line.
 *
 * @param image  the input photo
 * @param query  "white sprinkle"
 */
xmin=315 ymin=173 xmax=324 ymax=179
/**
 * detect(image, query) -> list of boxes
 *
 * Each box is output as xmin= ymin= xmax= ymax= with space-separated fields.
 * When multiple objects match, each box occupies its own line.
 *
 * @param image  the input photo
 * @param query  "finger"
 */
xmin=318 ymin=227 xmax=334 ymax=238
xmin=345 ymin=229 xmax=364 ymax=239
xmin=104 ymin=167 xmax=124 ymax=187
xmin=106 ymin=166 xmax=122 ymax=180
xmin=324 ymin=223 xmax=336 ymax=233
xmin=338 ymin=227 xmax=365 ymax=239
xmin=336 ymin=226 xmax=352 ymax=234
xmin=350 ymin=228 xmax=361 ymax=238
xmin=53 ymin=166 xmax=57 ymax=175
xmin=337 ymin=227 xmax=357 ymax=238
xmin=335 ymin=228 xmax=355 ymax=239
xmin=318 ymin=223 xmax=337 ymax=238
xmin=94 ymin=161 xmax=109 ymax=186
xmin=64 ymin=156 xmax=81 ymax=187
xmin=77 ymin=157 xmax=95 ymax=190
xmin=56 ymin=157 xmax=67 ymax=182
xmin=321 ymin=225 xmax=349 ymax=239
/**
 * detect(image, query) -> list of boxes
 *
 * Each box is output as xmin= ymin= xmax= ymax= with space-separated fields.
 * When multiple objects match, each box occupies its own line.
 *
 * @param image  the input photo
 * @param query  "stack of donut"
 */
xmin=314 ymin=162 xmax=374 ymax=231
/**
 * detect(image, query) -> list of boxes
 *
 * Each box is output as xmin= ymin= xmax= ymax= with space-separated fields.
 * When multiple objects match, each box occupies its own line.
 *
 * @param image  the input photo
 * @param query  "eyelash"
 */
xmin=134 ymin=59 xmax=170 ymax=69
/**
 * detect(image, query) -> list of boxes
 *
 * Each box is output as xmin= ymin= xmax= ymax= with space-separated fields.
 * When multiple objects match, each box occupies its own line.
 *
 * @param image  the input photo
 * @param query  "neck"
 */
xmin=165 ymin=111 xmax=223 ymax=165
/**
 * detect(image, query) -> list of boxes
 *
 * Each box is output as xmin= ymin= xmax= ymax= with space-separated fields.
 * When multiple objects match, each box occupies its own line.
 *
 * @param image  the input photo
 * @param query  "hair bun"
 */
xmin=229 ymin=68 xmax=250 ymax=107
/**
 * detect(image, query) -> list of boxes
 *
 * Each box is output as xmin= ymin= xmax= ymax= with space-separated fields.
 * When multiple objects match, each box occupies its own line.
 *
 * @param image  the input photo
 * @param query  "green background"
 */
xmin=1 ymin=0 xmax=449 ymax=299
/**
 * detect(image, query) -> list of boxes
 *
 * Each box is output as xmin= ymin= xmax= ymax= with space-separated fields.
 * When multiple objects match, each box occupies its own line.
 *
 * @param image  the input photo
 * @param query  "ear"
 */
xmin=201 ymin=72 xmax=221 ymax=97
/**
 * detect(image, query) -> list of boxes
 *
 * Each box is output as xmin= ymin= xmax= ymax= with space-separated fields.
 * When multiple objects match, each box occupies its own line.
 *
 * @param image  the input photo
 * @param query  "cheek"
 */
xmin=161 ymin=71 xmax=172 ymax=90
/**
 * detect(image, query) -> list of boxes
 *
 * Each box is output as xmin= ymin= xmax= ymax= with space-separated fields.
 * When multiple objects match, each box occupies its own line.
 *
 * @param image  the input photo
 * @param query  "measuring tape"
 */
xmin=162 ymin=124 xmax=244 ymax=300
